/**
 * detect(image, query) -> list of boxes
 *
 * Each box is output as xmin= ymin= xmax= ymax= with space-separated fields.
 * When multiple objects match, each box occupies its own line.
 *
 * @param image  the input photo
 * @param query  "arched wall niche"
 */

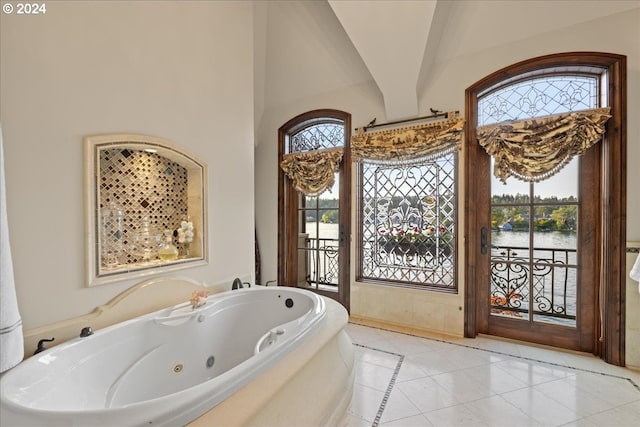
xmin=84 ymin=133 xmax=208 ymax=287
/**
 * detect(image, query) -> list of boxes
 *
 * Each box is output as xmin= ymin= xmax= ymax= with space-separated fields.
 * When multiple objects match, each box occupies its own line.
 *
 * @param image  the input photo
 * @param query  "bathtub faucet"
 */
xmin=80 ymin=326 xmax=94 ymax=337
xmin=232 ymin=278 xmax=251 ymax=290
xmin=34 ymin=337 xmax=55 ymax=355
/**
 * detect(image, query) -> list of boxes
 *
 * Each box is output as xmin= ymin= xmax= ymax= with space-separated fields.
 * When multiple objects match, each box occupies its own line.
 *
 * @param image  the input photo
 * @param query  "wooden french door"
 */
xmin=477 ymin=152 xmax=598 ymax=351
xmin=278 ymin=110 xmax=351 ymax=311
xmin=464 ymin=52 xmax=626 ymax=364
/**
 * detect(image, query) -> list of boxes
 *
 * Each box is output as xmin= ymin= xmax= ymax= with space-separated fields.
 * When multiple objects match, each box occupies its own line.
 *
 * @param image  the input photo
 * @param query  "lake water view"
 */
xmin=305 ymin=223 xmax=578 ymax=325
xmin=305 ymin=223 xmax=578 ymax=252
xmin=304 ymin=222 xmax=339 ymax=240
xmin=492 ymin=230 xmax=577 ymax=250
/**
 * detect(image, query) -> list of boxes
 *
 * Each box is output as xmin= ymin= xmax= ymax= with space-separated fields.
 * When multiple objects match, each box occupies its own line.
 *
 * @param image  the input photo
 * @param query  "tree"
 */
xmin=321 ymin=210 xmax=338 ymax=223
xmin=551 ymin=206 xmax=577 ymax=231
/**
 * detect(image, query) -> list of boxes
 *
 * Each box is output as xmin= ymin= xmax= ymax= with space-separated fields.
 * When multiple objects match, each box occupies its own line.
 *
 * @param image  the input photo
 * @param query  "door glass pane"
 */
xmin=305 ymin=195 xmax=318 ymax=209
xmin=491 ymin=159 xmax=530 ymax=204
xmin=489 ymin=157 xmax=580 ymax=326
xmin=489 ymin=264 xmax=531 ymax=321
xmin=491 ymin=205 xmax=531 ymax=250
xmin=301 ymin=173 xmax=340 ymax=292
xmin=534 ymin=158 xmax=578 ymax=202
xmin=490 ymin=204 xmax=531 ymax=320
xmin=532 ymin=158 xmax=579 ymax=327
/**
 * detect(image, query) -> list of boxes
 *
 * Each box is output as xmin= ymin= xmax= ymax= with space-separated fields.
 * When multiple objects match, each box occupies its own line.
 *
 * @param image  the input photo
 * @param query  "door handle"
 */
xmin=339 ymin=224 xmax=345 ymax=247
xmin=481 ymin=227 xmax=488 ymax=255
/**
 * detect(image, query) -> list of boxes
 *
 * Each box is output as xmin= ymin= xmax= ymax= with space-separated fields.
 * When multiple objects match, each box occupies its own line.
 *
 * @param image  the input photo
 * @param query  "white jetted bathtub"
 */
xmin=0 ymin=286 xmax=354 ymax=426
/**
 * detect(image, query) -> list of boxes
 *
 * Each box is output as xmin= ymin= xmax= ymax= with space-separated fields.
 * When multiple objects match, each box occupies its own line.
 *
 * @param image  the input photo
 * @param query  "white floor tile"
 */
xmin=430 ymin=370 xmax=496 ymax=403
xmin=464 ymin=395 xmax=541 ymax=427
xmin=441 ymin=345 xmax=507 ymax=369
xmin=338 ymin=413 xmax=374 ymax=427
xmin=358 ymin=347 xmax=401 ymax=370
xmin=401 ymin=350 xmax=462 ymax=376
xmin=337 ymin=324 xmax=639 ymax=427
xmin=580 ymin=400 xmax=640 ymax=427
xmin=377 ymin=387 xmax=422 ymax=424
xmin=394 ymin=358 xmax=430 ymax=383
xmin=355 ymin=361 xmax=396 ymax=392
xmin=347 ymin=383 xmax=385 ymax=423
xmin=395 ymin=376 xmax=459 ymax=413
xmin=492 ymin=357 xmax=574 ymax=386
xmin=557 ymin=418 xmax=599 ymax=427
xmin=533 ymin=375 xmax=623 ymax=417
xmin=422 ymin=404 xmax=490 ymax=427
xmin=458 ymin=363 xmax=530 ymax=394
xmin=380 ymin=413 xmax=434 ymax=426
xmin=500 ymin=387 xmax=580 ymax=426
xmin=563 ymin=371 xmax=640 ymax=407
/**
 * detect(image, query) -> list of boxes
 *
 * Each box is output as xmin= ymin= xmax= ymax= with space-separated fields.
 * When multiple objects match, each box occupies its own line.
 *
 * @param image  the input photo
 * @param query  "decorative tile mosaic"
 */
xmin=99 ymin=149 xmax=189 ymax=265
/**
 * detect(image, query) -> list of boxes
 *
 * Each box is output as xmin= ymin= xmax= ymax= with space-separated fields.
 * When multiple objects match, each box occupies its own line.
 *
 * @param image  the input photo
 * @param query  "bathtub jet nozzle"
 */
xmin=206 ymin=355 xmax=215 ymax=368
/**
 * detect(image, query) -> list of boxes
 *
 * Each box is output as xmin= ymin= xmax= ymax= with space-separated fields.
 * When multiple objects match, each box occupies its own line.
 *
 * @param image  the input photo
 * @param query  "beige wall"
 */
xmin=0 ymin=1 xmax=256 ymax=329
xmin=254 ymin=4 xmax=640 ymax=351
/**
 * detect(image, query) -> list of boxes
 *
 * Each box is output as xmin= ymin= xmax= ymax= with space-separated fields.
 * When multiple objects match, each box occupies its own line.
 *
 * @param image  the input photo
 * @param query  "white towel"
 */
xmin=0 ymin=123 xmax=24 ymax=372
xmin=630 ymin=253 xmax=640 ymax=293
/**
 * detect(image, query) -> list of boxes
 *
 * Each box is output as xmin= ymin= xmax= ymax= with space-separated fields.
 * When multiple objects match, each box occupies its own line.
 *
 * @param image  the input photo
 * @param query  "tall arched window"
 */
xmin=465 ymin=53 xmax=626 ymax=365
xmin=278 ymin=110 xmax=351 ymax=310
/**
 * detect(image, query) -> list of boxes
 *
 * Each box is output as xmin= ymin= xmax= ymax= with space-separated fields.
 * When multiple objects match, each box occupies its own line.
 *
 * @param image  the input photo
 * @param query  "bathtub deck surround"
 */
xmin=190 ymin=290 xmax=209 ymax=309
xmin=19 ymin=277 xmax=219 ymax=357
xmin=1 ymin=280 xmax=354 ymax=426
xmin=188 ymin=295 xmax=354 ymax=427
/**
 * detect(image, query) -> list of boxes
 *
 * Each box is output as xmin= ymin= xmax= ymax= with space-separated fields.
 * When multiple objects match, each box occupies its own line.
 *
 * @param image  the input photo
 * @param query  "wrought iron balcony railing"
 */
xmin=301 ymin=237 xmax=340 ymax=287
xmin=490 ymin=245 xmax=577 ymax=324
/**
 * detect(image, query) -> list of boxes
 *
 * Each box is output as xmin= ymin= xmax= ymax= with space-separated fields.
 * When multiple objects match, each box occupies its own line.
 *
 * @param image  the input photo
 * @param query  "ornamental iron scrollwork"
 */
xmin=490 ymin=245 xmax=576 ymax=324
xmin=303 ymin=238 xmax=339 ymax=287
xmin=289 ymin=120 xmax=344 ymax=154
xmin=478 ymin=75 xmax=598 ymax=126
xmin=360 ymin=155 xmax=456 ymax=289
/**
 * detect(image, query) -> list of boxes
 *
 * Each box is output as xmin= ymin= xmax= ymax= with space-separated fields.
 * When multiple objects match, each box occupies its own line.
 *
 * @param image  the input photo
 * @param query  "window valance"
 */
xmin=351 ymin=112 xmax=464 ymax=165
xmin=477 ymin=107 xmax=611 ymax=183
xmin=280 ymin=147 xmax=343 ymax=196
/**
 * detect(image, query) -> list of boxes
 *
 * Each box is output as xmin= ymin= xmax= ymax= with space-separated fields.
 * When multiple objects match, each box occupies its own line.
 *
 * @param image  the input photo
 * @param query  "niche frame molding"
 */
xmin=84 ymin=133 xmax=208 ymax=287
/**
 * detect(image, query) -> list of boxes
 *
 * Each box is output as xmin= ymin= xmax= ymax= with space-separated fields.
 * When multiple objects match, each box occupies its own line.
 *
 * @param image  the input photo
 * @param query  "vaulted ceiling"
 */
xmin=328 ymin=0 xmax=437 ymax=120
xmin=254 ymin=0 xmax=639 ymax=129
xmin=326 ymin=0 xmax=639 ymax=120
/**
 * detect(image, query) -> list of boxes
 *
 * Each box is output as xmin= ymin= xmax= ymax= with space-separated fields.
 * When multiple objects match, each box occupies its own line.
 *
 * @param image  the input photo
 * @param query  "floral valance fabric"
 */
xmin=280 ymin=147 xmax=343 ymax=196
xmin=477 ymin=107 xmax=611 ymax=183
xmin=351 ymin=113 xmax=465 ymax=165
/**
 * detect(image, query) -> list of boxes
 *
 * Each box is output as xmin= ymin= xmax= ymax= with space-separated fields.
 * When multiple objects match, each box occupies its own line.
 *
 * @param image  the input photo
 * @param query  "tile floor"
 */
xmin=339 ymin=323 xmax=640 ymax=427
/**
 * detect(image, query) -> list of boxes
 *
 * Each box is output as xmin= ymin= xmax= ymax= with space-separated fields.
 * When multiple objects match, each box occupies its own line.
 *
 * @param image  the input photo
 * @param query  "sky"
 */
xmin=491 ymin=157 xmax=578 ymax=200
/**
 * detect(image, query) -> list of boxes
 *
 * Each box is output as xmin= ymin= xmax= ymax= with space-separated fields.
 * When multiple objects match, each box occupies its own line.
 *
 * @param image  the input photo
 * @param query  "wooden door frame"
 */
xmin=464 ymin=52 xmax=626 ymax=365
xmin=277 ymin=109 xmax=351 ymax=312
